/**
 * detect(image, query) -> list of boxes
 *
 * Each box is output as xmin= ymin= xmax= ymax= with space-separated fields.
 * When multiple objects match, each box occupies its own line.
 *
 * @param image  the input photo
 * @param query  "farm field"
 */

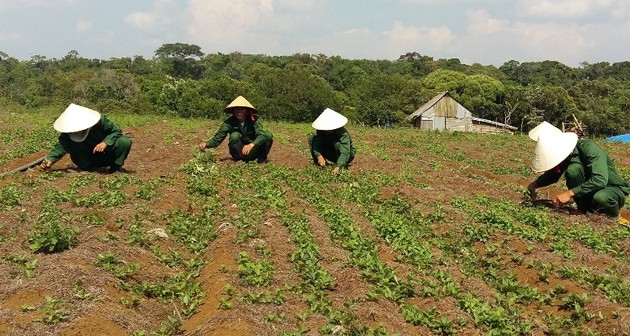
xmin=1 ymin=107 xmax=630 ymax=336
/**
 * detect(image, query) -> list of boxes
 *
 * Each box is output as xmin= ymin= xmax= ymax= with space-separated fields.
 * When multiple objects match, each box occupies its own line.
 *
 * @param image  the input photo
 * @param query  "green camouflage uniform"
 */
xmin=534 ymin=139 xmax=629 ymax=217
xmin=46 ymin=115 xmax=132 ymax=170
xmin=308 ymin=127 xmax=356 ymax=167
xmin=205 ymin=115 xmax=273 ymax=163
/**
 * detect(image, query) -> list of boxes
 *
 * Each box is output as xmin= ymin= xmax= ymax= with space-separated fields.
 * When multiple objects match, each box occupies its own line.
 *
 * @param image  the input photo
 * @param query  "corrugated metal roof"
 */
xmin=472 ymin=117 xmax=518 ymax=130
xmin=406 ymin=91 xmax=448 ymax=122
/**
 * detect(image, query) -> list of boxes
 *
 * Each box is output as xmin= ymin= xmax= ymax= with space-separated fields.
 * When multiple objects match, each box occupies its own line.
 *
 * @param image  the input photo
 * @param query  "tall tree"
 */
xmin=246 ymin=63 xmax=340 ymax=122
xmin=155 ymin=43 xmax=204 ymax=59
xmin=460 ymin=74 xmax=505 ymax=121
xmin=423 ymin=69 xmax=467 ymax=96
xmin=154 ymin=43 xmax=204 ymax=79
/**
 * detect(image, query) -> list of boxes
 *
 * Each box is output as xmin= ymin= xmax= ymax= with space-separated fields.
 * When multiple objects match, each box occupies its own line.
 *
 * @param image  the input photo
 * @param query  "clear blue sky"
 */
xmin=1 ymin=0 xmax=629 ymax=67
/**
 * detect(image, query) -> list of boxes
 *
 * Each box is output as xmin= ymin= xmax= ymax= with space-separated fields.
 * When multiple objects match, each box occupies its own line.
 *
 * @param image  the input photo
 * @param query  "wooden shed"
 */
xmin=406 ymin=92 xmax=517 ymax=134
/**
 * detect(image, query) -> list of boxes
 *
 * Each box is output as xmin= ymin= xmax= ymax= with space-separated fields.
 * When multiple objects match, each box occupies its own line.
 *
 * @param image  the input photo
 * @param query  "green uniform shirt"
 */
xmin=311 ymin=128 xmax=356 ymax=167
xmin=46 ymin=115 xmax=123 ymax=164
xmin=205 ymin=115 xmax=271 ymax=148
xmin=535 ymin=139 xmax=630 ymax=197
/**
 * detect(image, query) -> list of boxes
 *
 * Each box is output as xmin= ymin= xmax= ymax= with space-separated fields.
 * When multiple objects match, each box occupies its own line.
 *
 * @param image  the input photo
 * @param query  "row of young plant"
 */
xmin=270 ymin=165 xmax=467 ymax=334
xmin=213 ymin=163 xmax=395 ymax=335
xmin=257 ymin=165 xmax=402 ymax=335
xmin=106 ymin=152 xmax=225 ymax=335
xmin=275 ymin=122 xmax=629 ymax=334
xmin=453 ymin=195 xmax=630 ymax=308
xmin=469 ymin=195 xmax=629 ymax=257
xmin=457 ymin=202 xmax=629 ymax=333
xmin=121 ymin=151 xmax=228 ymax=335
xmin=337 ymin=129 xmax=628 ymax=334
xmin=359 ymin=129 xmax=535 ymax=180
xmin=325 ymin=169 xmax=544 ymax=335
xmin=187 ymin=161 xmax=302 ymax=331
xmin=358 ymin=130 xmax=629 ymax=312
xmin=223 ymin=166 xmax=283 ymax=322
xmin=1 ymin=152 xmax=222 ymax=334
xmin=270 ymin=128 xmax=626 ymax=333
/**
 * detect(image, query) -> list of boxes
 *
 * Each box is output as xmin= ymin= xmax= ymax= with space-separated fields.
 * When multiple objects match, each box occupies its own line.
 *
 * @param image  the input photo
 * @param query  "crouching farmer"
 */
xmin=198 ymin=96 xmax=273 ymax=164
xmin=527 ymin=124 xmax=629 ymax=224
xmin=41 ymin=103 xmax=132 ymax=173
xmin=308 ymin=108 xmax=355 ymax=174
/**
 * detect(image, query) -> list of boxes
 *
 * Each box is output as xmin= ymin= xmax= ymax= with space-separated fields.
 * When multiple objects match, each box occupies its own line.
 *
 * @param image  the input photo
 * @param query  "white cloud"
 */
xmin=125 ymin=0 xmax=181 ymax=30
xmin=186 ymin=0 xmax=274 ymax=49
xmin=311 ymin=21 xmax=457 ymax=60
xmin=454 ymin=10 xmax=622 ymax=66
xmin=75 ymin=19 xmax=93 ymax=33
xmin=4 ymin=0 xmax=627 ymax=65
xmin=313 ymin=28 xmax=380 ymax=58
xmin=383 ymin=21 xmax=455 ymax=52
xmin=399 ymin=0 xmax=442 ymax=4
xmin=511 ymin=22 xmax=593 ymax=55
xmin=517 ymin=0 xmax=614 ymax=18
xmin=611 ymin=1 xmax=630 ymax=19
xmin=276 ymin=0 xmax=317 ymax=10
xmin=0 ymin=0 xmax=72 ymax=6
xmin=340 ymin=28 xmax=371 ymax=35
xmin=0 ymin=0 xmax=72 ymax=11
xmin=467 ymin=9 xmax=509 ymax=35
xmin=126 ymin=12 xmax=157 ymax=29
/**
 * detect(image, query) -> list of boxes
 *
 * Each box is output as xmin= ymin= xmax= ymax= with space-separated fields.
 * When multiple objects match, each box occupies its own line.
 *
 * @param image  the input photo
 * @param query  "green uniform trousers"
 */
xmin=69 ymin=136 xmax=132 ymax=170
xmin=566 ymin=162 xmax=627 ymax=217
xmin=228 ymin=132 xmax=273 ymax=163
xmin=307 ymin=134 xmax=355 ymax=167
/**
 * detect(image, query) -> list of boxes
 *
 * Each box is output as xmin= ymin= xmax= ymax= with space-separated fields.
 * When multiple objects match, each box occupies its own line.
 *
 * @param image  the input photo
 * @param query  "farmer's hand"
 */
xmin=317 ymin=155 xmax=326 ymax=167
xmin=242 ymin=143 xmax=255 ymax=156
xmin=331 ymin=166 xmax=340 ymax=174
xmin=40 ymin=159 xmax=52 ymax=170
xmin=554 ymin=190 xmax=574 ymax=206
xmin=198 ymin=142 xmax=207 ymax=151
xmin=93 ymin=142 xmax=107 ymax=153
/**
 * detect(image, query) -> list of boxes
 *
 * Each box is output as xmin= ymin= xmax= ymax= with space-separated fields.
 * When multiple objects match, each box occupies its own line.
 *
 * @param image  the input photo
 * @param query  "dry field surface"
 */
xmin=1 ymin=110 xmax=629 ymax=335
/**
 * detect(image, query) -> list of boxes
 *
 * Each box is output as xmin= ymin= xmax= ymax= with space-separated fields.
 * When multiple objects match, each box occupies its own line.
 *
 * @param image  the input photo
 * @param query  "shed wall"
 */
xmin=434 ymin=96 xmax=458 ymax=118
xmin=445 ymin=116 xmax=473 ymax=131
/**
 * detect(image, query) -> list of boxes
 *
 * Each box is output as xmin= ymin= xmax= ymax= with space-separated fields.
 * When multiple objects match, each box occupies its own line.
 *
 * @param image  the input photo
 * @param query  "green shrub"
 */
xmin=0 ymin=184 xmax=24 ymax=210
xmin=29 ymin=221 xmax=78 ymax=253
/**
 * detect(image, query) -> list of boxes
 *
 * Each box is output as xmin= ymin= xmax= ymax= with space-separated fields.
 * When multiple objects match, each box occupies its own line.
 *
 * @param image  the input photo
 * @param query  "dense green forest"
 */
xmin=1 ymin=44 xmax=629 ymax=136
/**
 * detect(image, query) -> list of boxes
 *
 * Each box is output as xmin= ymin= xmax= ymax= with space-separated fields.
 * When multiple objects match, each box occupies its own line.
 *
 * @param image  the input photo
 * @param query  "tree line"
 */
xmin=1 ymin=44 xmax=629 ymax=136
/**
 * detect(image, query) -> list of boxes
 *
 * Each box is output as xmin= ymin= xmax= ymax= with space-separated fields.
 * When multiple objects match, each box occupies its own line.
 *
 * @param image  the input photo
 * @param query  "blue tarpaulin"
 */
xmin=605 ymin=134 xmax=630 ymax=143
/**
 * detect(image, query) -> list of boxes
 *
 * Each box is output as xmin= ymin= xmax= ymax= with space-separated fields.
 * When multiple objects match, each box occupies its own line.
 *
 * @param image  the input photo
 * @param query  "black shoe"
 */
xmin=108 ymin=164 xmax=125 ymax=174
xmin=257 ymin=157 xmax=268 ymax=164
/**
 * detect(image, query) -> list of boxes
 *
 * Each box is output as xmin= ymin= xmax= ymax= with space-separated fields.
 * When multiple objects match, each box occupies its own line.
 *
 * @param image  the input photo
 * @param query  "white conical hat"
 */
xmin=312 ymin=108 xmax=348 ymax=131
xmin=531 ymin=132 xmax=578 ymax=173
xmin=53 ymin=103 xmax=101 ymax=133
xmin=528 ymin=121 xmax=562 ymax=141
xmin=225 ymin=96 xmax=256 ymax=113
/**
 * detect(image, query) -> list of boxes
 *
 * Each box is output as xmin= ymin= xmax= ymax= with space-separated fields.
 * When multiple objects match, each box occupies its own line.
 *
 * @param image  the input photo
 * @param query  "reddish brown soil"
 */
xmin=1 ymin=120 xmax=629 ymax=335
